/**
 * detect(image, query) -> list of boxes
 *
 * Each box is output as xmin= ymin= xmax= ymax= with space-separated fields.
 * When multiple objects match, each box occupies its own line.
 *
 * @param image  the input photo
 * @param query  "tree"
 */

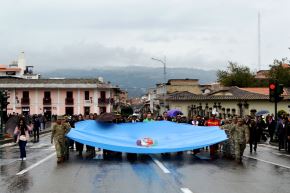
xmin=267 ymin=59 xmax=290 ymax=87
xmin=217 ymin=62 xmax=255 ymax=87
xmin=121 ymin=105 xmax=133 ymax=117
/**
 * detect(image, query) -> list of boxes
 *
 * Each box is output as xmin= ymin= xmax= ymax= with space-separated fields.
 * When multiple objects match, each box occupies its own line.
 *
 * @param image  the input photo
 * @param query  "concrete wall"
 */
xmin=167 ymin=79 xmax=202 ymax=94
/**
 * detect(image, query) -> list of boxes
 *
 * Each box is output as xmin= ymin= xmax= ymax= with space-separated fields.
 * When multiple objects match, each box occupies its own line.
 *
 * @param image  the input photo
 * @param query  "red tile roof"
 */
xmin=240 ymin=88 xmax=269 ymax=95
xmin=241 ymin=87 xmax=289 ymax=96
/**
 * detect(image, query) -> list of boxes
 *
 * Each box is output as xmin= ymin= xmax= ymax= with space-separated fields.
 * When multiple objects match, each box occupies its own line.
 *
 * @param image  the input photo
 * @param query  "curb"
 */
xmin=0 ymin=129 xmax=52 ymax=145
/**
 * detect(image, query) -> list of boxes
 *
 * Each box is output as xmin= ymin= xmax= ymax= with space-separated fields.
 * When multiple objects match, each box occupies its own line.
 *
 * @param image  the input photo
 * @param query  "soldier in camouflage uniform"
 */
xmin=221 ymin=118 xmax=235 ymax=159
xmin=62 ymin=116 xmax=71 ymax=161
xmin=232 ymin=117 xmax=250 ymax=162
xmin=51 ymin=116 xmax=69 ymax=163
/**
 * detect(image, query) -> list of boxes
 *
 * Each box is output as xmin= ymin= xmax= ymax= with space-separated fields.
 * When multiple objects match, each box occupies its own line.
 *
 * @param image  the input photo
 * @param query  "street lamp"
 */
xmin=151 ymin=56 xmax=167 ymax=111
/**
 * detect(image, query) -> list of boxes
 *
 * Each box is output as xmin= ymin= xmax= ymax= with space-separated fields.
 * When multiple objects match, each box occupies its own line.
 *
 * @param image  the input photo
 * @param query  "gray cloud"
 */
xmin=1 ymin=0 xmax=290 ymax=72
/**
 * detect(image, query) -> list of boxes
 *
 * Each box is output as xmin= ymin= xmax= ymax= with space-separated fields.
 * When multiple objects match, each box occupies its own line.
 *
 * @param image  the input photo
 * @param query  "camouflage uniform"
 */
xmin=62 ymin=121 xmax=71 ymax=161
xmin=51 ymin=123 xmax=69 ymax=163
xmin=221 ymin=123 xmax=235 ymax=159
xmin=233 ymin=124 xmax=249 ymax=161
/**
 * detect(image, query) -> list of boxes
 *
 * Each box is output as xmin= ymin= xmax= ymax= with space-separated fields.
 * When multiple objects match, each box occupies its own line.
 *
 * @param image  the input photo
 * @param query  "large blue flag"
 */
xmin=66 ymin=120 xmax=227 ymax=154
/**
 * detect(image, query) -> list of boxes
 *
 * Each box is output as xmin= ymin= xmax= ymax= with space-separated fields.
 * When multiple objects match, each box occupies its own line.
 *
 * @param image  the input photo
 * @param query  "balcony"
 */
xmin=21 ymin=98 xmax=30 ymax=106
xmin=43 ymin=98 xmax=52 ymax=105
xmin=65 ymin=98 xmax=74 ymax=105
xmin=83 ymin=100 xmax=91 ymax=107
xmin=98 ymin=98 xmax=114 ymax=106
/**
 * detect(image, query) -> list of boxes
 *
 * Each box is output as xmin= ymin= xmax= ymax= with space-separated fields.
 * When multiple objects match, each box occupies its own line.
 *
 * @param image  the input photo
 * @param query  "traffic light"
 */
xmin=269 ymin=82 xmax=284 ymax=103
xmin=269 ymin=82 xmax=276 ymax=102
xmin=276 ymin=84 xmax=284 ymax=102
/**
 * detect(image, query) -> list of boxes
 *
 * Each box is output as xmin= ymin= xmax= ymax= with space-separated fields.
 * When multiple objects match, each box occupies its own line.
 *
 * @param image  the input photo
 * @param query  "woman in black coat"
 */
xmin=248 ymin=119 xmax=258 ymax=153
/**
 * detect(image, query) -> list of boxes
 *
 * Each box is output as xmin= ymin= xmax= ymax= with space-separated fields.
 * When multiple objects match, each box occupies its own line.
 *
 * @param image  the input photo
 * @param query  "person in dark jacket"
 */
xmin=248 ymin=118 xmax=258 ymax=153
xmin=75 ymin=114 xmax=84 ymax=157
xmin=33 ymin=114 xmax=40 ymax=143
xmin=267 ymin=115 xmax=276 ymax=142
xmin=277 ymin=118 xmax=287 ymax=151
xmin=286 ymin=117 xmax=290 ymax=153
xmin=256 ymin=116 xmax=266 ymax=142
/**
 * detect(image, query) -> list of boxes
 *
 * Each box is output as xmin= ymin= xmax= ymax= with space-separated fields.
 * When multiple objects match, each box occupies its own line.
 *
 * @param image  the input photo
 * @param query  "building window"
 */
xmin=84 ymin=107 xmax=90 ymax=115
xmin=65 ymin=107 xmax=74 ymax=115
xmin=44 ymin=91 xmax=51 ymax=99
xmin=67 ymin=91 xmax=73 ymax=98
xmin=23 ymin=91 xmax=29 ymax=98
xmin=99 ymin=107 xmax=106 ymax=114
xmin=22 ymin=107 xmax=30 ymax=116
xmin=43 ymin=91 xmax=52 ymax=105
xmin=66 ymin=91 xmax=74 ymax=105
xmin=84 ymin=91 xmax=90 ymax=100
xmin=100 ymin=91 xmax=106 ymax=99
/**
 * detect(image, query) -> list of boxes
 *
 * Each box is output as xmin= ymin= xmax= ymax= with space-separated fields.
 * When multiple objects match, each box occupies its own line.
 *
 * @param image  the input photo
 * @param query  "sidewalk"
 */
xmin=0 ymin=123 xmax=53 ymax=145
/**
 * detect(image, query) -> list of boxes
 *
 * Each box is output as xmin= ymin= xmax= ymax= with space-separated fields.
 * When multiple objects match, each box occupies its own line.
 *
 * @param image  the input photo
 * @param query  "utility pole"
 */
xmin=258 ymin=12 xmax=261 ymax=71
xmin=152 ymin=56 xmax=167 ymax=112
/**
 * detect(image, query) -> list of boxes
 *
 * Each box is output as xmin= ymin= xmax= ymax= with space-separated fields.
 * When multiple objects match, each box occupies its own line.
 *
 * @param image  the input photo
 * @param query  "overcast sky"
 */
xmin=1 ymin=0 xmax=290 ymax=72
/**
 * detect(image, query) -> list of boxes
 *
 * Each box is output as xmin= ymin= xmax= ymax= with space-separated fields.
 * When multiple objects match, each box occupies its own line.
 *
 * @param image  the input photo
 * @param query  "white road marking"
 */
xmin=16 ymin=152 xmax=56 ymax=175
xmin=181 ymin=188 xmax=193 ymax=193
xmin=0 ymin=142 xmax=15 ymax=148
xmin=29 ymin=143 xmax=47 ymax=148
xmin=244 ymin=155 xmax=290 ymax=169
xmin=258 ymin=144 xmax=278 ymax=149
xmin=272 ymin=152 xmax=290 ymax=158
xmin=151 ymin=157 xmax=170 ymax=174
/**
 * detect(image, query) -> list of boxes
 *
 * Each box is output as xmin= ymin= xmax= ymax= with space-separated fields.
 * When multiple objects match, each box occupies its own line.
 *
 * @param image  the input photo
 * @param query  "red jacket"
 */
xmin=205 ymin=118 xmax=220 ymax=126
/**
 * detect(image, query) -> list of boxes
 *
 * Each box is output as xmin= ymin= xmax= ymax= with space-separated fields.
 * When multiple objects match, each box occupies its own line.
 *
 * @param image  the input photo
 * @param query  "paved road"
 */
xmin=1 ymin=134 xmax=290 ymax=193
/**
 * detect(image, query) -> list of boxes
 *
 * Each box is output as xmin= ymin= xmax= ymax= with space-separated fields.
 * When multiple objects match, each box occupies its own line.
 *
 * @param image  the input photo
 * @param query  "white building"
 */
xmin=0 ymin=52 xmax=40 ymax=79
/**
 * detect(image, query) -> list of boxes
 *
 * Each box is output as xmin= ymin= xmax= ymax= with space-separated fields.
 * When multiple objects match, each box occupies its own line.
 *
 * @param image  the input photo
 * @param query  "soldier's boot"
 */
xmin=65 ymin=153 xmax=69 ymax=161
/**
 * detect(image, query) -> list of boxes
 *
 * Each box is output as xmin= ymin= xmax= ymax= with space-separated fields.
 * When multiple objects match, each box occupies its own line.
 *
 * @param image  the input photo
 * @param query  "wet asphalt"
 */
xmin=1 ymin=133 xmax=290 ymax=193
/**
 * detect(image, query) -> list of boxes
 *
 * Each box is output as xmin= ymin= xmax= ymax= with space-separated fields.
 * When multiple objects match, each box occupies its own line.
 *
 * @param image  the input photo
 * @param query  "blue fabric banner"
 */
xmin=66 ymin=120 xmax=227 ymax=154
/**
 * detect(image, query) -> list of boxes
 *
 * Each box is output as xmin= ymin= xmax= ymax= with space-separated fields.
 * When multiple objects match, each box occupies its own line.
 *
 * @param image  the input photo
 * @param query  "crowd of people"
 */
xmin=126 ymin=111 xmax=290 ymax=162
xmin=10 ymin=111 xmax=290 ymax=163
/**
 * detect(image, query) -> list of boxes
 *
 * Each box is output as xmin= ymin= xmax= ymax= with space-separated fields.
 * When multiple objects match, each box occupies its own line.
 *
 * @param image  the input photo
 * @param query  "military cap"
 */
xmin=57 ymin=115 xmax=65 ymax=120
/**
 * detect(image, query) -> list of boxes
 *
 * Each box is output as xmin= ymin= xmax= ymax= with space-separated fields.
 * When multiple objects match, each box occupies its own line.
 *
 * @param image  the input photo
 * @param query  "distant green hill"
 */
xmin=40 ymin=66 xmax=217 ymax=97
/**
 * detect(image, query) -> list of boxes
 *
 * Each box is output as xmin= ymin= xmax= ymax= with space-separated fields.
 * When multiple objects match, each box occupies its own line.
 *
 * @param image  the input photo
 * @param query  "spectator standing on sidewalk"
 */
xmin=286 ymin=116 xmax=290 ymax=154
xmin=277 ymin=117 xmax=287 ymax=151
xmin=256 ymin=116 xmax=266 ymax=142
xmin=32 ymin=114 xmax=40 ymax=143
xmin=267 ymin=115 xmax=276 ymax=142
xmin=14 ymin=117 xmax=32 ymax=161
xmin=38 ymin=114 xmax=44 ymax=131
xmin=248 ymin=118 xmax=258 ymax=153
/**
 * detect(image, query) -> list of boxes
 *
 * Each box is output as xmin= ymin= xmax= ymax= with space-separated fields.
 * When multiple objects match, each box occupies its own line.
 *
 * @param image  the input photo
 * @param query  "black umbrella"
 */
xmin=97 ymin=113 xmax=117 ymax=122
xmin=255 ymin=110 xmax=270 ymax=116
xmin=5 ymin=116 xmax=19 ymax=136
